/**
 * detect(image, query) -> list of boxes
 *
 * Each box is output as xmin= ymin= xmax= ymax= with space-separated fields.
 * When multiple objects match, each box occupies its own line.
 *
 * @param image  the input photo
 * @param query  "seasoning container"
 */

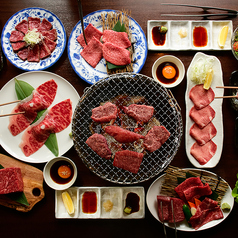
xmin=43 ymin=156 xmax=77 ymax=190
xmin=152 ymin=55 xmax=185 ymax=88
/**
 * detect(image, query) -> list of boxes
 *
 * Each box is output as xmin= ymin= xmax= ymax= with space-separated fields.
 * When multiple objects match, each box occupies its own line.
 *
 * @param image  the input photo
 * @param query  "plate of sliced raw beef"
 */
xmin=146 ymin=168 xmax=234 ymax=231
xmin=0 ymin=71 xmax=80 ymax=163
xmin=185 ymin=52 xmax=224 ymax=168
xmin=1 ymin=7 xmax=66 ymax=71
xmin=68 ymin=9 xmax=147 ymax=84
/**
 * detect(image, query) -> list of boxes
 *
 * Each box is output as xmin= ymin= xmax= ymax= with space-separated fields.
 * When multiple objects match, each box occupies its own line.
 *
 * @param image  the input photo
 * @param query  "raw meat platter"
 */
xmin=55 ymin=186 xmax=144 ymax=219
xmin=147 ymin=20 xmax=232 ymax=51
xmin=185 ymin=52 xmax=224 ymax=168
xmin=68 ymin=9 xmax=148 ymax=84
xmin=1 ymin=7 xmax=66 ymax=71
xmin=146 ymin=168 xmax=234 ymax=232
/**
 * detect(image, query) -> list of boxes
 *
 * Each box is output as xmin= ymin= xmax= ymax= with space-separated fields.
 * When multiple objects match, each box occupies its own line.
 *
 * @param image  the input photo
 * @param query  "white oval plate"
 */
xmin=68 ymin=9 xmax=148 ymax=84
xmin=146 ymin=168 xmax=234 ymax=232
xmin=1 ymin=7 xmax=66 ymax=71
xmin=0 ymin=71 xmax=80 ymax=163
xmin=185 ymin=52 xmax=224 ymax=168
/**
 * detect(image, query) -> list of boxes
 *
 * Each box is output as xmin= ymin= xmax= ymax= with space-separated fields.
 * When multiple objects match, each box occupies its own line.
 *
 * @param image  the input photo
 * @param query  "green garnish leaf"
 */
xmin=0 ymin=165 xmax=29 ymax=206
xmin=45 ymin=133 xmax=59 ymax=157
xmin=107 ymin=61 xmax=126 ymax=70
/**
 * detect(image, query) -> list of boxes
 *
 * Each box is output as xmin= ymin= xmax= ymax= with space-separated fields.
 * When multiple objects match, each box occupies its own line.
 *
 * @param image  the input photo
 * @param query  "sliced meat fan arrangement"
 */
xmin=72 ymin=73 xmax=183 ymax=184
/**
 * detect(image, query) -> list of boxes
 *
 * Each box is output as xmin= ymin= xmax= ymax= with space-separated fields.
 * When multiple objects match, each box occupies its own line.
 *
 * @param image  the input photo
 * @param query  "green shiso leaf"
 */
xmin=107 ymin=61 xmax=126 ymax=70
xmin=0 ymin=165 xmax=29 ymax=206
xmin=14 ymin=79 xmax=58 ymax=156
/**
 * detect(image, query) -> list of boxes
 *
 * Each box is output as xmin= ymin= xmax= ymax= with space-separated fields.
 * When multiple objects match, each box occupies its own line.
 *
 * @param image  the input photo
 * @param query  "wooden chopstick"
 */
xmin=216 ymin=86 xmax=238 ymax=89
xmin=0 ymin=111 xmax=25 ymax=117
xmin=0 ymin=100 xmax=21 ymax=107
xmin=215 ymin=95 xmax=238 ymax=99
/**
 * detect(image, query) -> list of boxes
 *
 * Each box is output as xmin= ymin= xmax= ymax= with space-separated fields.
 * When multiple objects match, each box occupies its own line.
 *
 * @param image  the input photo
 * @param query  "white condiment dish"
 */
xmin=152 ymin=55 xmax=185 ymax=88
xmin=43 ymin=156 xmax=77 ymax=190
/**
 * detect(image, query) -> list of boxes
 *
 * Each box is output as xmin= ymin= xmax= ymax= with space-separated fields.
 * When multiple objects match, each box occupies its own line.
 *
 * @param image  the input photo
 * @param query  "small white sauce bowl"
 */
xmin=43 ymin=156 xmax=77 ymax=190
xmin=152 ymin=55 xmax=185 ymax=88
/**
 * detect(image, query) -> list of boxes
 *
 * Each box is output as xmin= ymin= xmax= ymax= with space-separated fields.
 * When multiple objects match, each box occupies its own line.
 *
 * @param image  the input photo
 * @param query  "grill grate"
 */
xmin=72 ymin=73 xmax=183 ymax=184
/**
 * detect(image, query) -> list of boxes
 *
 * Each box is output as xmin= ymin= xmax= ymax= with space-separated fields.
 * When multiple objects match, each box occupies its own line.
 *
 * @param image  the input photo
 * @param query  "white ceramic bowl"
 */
xmin=43 ymin=156 xmax=77 ymax=190
xmin=152 ymin=55 xmax=185 ymax=88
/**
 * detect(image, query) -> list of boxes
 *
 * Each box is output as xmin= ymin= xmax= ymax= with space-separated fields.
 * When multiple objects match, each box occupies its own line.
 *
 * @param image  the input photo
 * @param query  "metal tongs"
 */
xmin=77 ymin=0 xmax=87 ymax=45
xmin=161 ymin=3 xmax=238 ymax=18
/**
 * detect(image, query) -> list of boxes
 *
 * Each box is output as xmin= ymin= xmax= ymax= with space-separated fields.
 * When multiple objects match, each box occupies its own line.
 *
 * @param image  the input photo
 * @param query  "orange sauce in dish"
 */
xmin=193 ymin=26 xmax=208 ymax=47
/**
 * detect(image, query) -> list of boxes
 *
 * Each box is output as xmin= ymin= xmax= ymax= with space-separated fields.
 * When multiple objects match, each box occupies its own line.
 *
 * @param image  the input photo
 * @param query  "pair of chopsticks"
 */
xmin=161 ymin=3 xmax=238 ymax=17
xmin=160 ymin=200 xmax=177 ymax=238
xmin=77 ymin=0 xmax=87 ymax=45
xmin=0 ymin=100 xmax=24 ymax=117
xmin=215 ymin=86 xmax=238 ymax=99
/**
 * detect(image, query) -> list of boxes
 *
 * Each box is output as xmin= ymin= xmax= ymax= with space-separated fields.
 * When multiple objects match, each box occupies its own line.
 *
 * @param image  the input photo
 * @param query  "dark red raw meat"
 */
xmin=39 ymin=41 xmax=52 ymax=59
xmin=143 ymin=126 xmax=170 ymax=152
xmin=86 ymin=133 xmax=112 ymax=160
xmin=102 ymin=42 xmax=131 ymax=66
xmin=189 ymin=84 xmax=215 ymax=109
xmin=123 ymin=104 xmax=154 ymax=123
xmin=17 ymin=48 xmax=28 ymax=61
xmin=43 ymin=37 xmax=57 ymax=52
xmin=20 ymin=99 xmax=72 ymax=157
xmin=28 ymin=17 xmax=41 ymax=30
xmin=11 ymin=41 xmax=27 ymax=51
xmin=0 ymin=167 xmax=24 ymax=195
xmin=9 ymin=30 xmax=25 ymax=42
xmin=102 ymin=30 xmax=131 ymax=48
xmin=113 ymin=150 xmax=144 ymax=174
xmin=189 ymin=105 xmax=215 ymax=129
xmin=38 ymin=18 xmax=52 ymax=32
xmin=91 ymin=102 xmax=118 ymax=123
xmin=41 ymin=29 xmax=57 ymax=41
xmin=80 ymin=36 xmax=103 ymax=68
xmin=190 ymin=122 xmax=217 ymax=145
xmin=15 ymin=19 xmax=29 ymax=34
xmin=27 ymin=45 xmax=40 ymax=62
xmin=190 ymin=140 xmax=217 ymax=165
xmin=157 ymin=196 xmax=185 ymax=223
xmin=77 ymin=23 xmax=103 ymax=48
xmin=105 ymin=125 xmax=144 ymax=143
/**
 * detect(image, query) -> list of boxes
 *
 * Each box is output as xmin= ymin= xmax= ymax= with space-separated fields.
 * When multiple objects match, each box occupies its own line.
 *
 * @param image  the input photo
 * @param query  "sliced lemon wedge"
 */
xmin=218 ymin=26 xmax=229 ymax=48
xmin=62 ymin=191 xmax=75 ymax=215
xmin=203 ymin=68 xmax=214 ymax=90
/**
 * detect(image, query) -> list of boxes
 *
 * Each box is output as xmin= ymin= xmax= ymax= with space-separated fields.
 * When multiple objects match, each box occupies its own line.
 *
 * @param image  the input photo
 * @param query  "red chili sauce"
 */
xmin=193 ymin=26 xmax=208 ymax=47
xmin=156 ymin=62 xmax=179 ymax=84
xmin=82 ymin=191 xmax=97 ymax=214
xmin=152 ymin=26 xmax=166 ymax=46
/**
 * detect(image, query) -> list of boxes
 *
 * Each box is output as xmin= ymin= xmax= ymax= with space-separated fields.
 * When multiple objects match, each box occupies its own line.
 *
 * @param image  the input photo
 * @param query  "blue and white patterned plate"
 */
xmin=68 ymin=9 xmax=148 ymax=84
xmin=1 ymin=7 xmax=66 ymax=71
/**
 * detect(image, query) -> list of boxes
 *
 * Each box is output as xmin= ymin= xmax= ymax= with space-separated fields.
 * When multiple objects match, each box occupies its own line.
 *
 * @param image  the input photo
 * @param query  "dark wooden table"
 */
xmin=0 ymin=0 xmax=238 ymax=237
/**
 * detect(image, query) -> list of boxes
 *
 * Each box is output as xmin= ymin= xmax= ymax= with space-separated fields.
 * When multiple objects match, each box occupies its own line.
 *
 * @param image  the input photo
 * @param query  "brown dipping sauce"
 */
xmin=82 ymin=191 xmax=97 ymax=214
xmin=125 ymin=192 xmax=140 ymax=214
xmin=156 ymin=62 xmax=179 ymax=84
xmin=50 ymin=160 xmax=74 ymax=184
xmin=193 ymin=26 xmax=208 ymax=47
xmin=152 ymin=26 xmax=166 ymax=46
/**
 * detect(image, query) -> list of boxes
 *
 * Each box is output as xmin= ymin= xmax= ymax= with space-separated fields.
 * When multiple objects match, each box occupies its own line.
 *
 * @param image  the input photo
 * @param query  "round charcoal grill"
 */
xmin=72 ymin=73 xmax=183 ymax=184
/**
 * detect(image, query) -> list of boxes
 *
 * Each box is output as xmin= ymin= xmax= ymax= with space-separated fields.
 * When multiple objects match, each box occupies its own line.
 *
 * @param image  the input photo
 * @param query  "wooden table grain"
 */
xmin=0 ymin=0 xmax=238 ymax=237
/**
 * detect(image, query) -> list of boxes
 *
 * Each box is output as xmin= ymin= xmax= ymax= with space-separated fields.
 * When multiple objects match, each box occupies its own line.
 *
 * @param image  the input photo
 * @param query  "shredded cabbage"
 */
xmin=190 ymin=57 xmax=215 ymax=84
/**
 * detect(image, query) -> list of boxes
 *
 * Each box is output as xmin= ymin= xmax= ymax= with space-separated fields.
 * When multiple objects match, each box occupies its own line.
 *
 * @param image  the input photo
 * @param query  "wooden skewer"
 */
xmin=0 ymin=111 xmax=25 ymax=118
xmin=215 ymin=95 xmax=238 ymax=99
xmin=216 ymin=86 xmax=238 ymax=89
xmin=0 ymin=100 xmax=21 ymax=107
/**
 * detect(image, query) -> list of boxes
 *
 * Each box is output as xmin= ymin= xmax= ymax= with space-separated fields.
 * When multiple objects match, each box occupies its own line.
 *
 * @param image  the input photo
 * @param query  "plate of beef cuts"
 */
xmin=146 ymin=167 xmax=234 ymax=231
xmin=72 ymin=73 xmax=183 ymax=184
xmin=68 ymin=9 xmax=147 ymax=85
xmin=185 ymin=52 xmax=224 ymax=168
xmin=0 ymin=71 xmax=80 ymax=163
xmin=1 ymin=7 xmax=66 ymax=71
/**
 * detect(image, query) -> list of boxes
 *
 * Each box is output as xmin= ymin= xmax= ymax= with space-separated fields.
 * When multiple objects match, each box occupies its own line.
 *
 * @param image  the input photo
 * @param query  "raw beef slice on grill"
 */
xmin=113 ymin=150 xmax=144 ymax=174
xmin=91 ymin=102 xmax=118 ymax=123
xmin=20 ymin=99 xmax=72 ymax=157
xmin=143 ymin=126 xmax=170 ymax=152
xmin=189 ymin=105 xmax=215 ymax=129
xmin=105 ymin=125 xmax=144 ymax=143
xmin=123 ymin=104 xmax=154 ymax=123
xmin=0 ymin=167 xmax=24 ymax=194
xmin=80 ymin=36 xmax=103 ymax=68
xmin=190 ymin=140 xmax=217 ymax=165
xmin=77 ymin=23 xmax=103 ymax=48
xmin=102 ymin=30 xmax=131 ymax=49
xmin=189 ymin=84 xmax=215 ymax=110
xmin=157 ymin=196 xmax=185 ymax=223
xmin=189 ymin=197 xmax=223 ymax=230
xmin=102 ymin=42 xmax=131 ymax=66
xmin=8 ymin=79 xmax=58 ymax=136
xmin=174 ymin=177 xmax=203 ymax=202
xmin=86 ymin=133 xmax=111 ymax=160
xmin=190 ymin=122 xmax=217 ymax=145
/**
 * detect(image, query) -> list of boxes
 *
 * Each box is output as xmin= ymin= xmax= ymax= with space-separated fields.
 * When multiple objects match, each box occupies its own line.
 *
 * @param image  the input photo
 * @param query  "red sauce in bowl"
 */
xmin=193 ymin=26 xmax=208 ymax=47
